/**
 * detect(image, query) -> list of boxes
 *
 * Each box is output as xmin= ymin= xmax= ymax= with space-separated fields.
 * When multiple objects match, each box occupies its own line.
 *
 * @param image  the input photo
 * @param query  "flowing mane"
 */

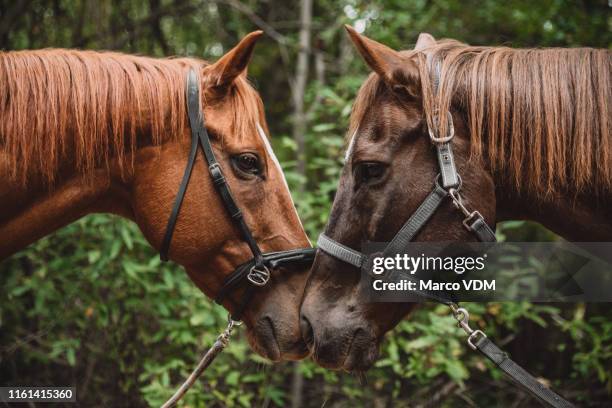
xmin=0 ymin=49 xmax=262 ymax=185
xmin=350 ymin=41 xmax=611 ymax=198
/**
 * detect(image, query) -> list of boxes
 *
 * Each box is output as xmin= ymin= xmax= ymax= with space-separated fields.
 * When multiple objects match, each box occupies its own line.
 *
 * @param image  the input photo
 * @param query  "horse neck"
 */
xmin=0 ymin=84 xmax=166 ymax=259
xmin=494 ymin=178 xmax=612 ymax=241
xmin=0 ymin=159 xmax=135 ymax=259
xmin=0 ymin=51 xmax=188 ymax=259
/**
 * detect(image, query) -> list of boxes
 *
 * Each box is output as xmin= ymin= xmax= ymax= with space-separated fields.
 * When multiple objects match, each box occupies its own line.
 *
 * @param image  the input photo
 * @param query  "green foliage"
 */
xmin=1 ymin=0 xmax=610 ymax=406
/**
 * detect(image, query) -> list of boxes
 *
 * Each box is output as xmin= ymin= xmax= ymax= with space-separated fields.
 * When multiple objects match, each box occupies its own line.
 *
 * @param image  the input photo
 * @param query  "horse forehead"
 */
xmin=346 ymin=126 xmax=396 ymax=161
xmin=205 ymin=119 xmax=265 ymax=150
xmin=364 ymin=98 xmax=422 ymax=135
xmin=351 ymin=109 xmax=419 ymax=151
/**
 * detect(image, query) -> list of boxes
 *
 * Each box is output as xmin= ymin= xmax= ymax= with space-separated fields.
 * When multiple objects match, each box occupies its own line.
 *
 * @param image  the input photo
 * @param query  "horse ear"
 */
xmin=344 ymin=25 xmax=420 ymax=97
xmin=415 ymin=33 xmax=436 ymax=50
xmin=344 ymin=25 xmax=403 ymax=82
xmin=206 ymin=30 xmax=263 ymax=87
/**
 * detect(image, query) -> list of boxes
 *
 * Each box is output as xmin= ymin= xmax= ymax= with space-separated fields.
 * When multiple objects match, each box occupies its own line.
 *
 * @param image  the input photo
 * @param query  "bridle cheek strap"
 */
xmin=160 ymin=69 xmax=315 ymax=321
xmin=160 ymin=69 xmax=265 ymax=270
xmin=382 ymin=182 xmax=448 ymax=256
xmin=316 ymin=181 xmax=447 ymax=270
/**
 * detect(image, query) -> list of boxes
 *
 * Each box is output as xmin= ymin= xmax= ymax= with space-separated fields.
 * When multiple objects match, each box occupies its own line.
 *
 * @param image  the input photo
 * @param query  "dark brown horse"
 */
xmin=301 ymin=27 xmax=611 ymax=371
xmin=0 ymin=32 xmax=311 ymax=361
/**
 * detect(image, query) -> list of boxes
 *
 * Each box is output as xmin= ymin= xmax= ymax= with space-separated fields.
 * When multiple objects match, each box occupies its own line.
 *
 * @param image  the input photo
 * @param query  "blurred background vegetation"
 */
xmin=1 ymin=0 xmax=610 ymax=406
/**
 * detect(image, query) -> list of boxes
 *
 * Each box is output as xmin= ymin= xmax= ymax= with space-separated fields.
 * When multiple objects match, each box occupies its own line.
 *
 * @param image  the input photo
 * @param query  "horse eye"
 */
xmin=233 ymin=153 xmax=262 ymax=175
xmin=356 ymin=162 xmax=386 ymax=183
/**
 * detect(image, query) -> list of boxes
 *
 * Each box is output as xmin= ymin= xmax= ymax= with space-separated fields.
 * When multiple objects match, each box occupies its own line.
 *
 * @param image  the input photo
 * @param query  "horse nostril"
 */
xmin=300 ymin=314 xmax=314 ymax=347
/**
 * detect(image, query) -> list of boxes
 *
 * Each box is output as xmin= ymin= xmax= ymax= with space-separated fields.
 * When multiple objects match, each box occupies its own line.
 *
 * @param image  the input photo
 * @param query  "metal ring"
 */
xmin=435 ymin=173 xmax=462 ymax=192
xmin=428 ymin=110 xmax=455 ymax=143
xmin=247 ymin=264 xmax=271 ymax=287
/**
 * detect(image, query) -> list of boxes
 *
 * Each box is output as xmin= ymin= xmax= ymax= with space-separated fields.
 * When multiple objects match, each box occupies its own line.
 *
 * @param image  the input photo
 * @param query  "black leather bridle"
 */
xmin=160 ymin=69 xmax=315 ymax=321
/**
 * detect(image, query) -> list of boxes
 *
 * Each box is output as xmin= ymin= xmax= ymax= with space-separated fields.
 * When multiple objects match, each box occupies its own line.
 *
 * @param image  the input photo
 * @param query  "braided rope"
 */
xmin=160 ymin=318 xmax=240 ymax=408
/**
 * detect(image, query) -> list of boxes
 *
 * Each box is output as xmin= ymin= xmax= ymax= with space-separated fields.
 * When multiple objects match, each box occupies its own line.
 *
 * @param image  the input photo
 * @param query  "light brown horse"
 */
xmin=0 ymin=32 xmax=311 ymax=361
xmin=301 ymin=27 xmax=611 ymax=371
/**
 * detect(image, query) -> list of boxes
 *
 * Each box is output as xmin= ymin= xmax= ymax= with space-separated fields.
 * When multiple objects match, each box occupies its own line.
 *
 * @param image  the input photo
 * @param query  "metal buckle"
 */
xmin=467 ymin=330 xmax=486 ymax=350
xmin=428 ymin=110 xmax=454 ymax=144
xmin=462 ymin=211 xmax=483 ymax=231
xmin=247 ymin=264 xmax=270 ymax=287
xmin=209 ymin=163 xmax=225 ymax=185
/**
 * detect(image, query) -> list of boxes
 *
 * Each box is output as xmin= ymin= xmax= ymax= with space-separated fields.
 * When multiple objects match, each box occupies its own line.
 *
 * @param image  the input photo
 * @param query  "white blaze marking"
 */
xmin=344 ymin=129 xmax=358 ymax=162
xmin=256 ymin=123 xmax=309 ymax=240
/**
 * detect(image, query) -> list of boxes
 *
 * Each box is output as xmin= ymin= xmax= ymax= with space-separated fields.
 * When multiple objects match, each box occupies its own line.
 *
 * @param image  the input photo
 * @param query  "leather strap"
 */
xmin=215 ymin=248 xmax=316 ymax=304
xmin=188 ymin=70 xmax=264 ymax=264
xmin=215 ymin=248 xmax=316 ymax=321
xmin=160 ymin=116 xmax=200 ymax=261
xmin=475 ymin=337 xmax=575 ymax=408
xmin=161 ymin=70 xmax=264 ymax=264
xmin=261 ymin=248 xmax=317 ymax=270
xmin=436 ymin=142 xmax=460 ymax=188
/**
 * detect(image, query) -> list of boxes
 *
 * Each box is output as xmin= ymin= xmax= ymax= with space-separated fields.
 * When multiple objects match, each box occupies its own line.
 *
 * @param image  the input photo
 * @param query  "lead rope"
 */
xmin=449 ymin=304 xmax=575 ymax=407
xmin=426 ymin=55 xmax=572 ymax=406
xmin=160 ymin=316 xmax=241 ymax=408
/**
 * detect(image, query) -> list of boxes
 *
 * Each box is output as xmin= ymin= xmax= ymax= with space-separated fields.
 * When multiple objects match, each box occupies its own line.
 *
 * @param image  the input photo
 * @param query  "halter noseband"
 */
xmin=160 ymin=69 xmax=315 ymax=321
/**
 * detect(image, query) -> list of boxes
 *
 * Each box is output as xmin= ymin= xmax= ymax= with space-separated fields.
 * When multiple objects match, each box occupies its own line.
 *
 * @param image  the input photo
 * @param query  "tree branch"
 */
xmin=214 ymin=0 xmax=296 ymax=95
xmin=306 ymin=38 xmax=326 ymax=119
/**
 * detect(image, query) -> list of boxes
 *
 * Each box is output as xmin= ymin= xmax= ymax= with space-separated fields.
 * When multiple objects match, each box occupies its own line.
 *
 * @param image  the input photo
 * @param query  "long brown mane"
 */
xmin=350 ymin=41 xmax=611 ymax=197
xmin=0 ymin=49 xmax=262 ymax=185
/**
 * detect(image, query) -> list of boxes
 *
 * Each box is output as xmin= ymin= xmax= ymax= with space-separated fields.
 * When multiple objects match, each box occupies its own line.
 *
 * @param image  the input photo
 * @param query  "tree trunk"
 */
xmin=292 ymin=0 xmax=312 ymax=188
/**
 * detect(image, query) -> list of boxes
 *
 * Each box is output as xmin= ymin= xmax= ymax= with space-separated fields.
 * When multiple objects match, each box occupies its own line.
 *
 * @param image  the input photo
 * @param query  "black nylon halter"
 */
xmin=315 ymin=61 xmax=575 ymax=408
xmin=317 ymin=52 xmax=496 ymax=276
xmin=160 ymin=69 xmax=315 ymax=321
xmin=315 ymin=112 xmax=574 ymax=408
xmin=316 ymin=109 xmax=497 ymax=278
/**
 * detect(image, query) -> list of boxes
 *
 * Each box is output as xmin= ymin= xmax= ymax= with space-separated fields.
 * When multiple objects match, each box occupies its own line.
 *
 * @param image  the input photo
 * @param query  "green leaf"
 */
xmin=66 ymin=348 xmax=76 ymax=367
xmin=225 ymin=371 xmax=239 ymax=386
